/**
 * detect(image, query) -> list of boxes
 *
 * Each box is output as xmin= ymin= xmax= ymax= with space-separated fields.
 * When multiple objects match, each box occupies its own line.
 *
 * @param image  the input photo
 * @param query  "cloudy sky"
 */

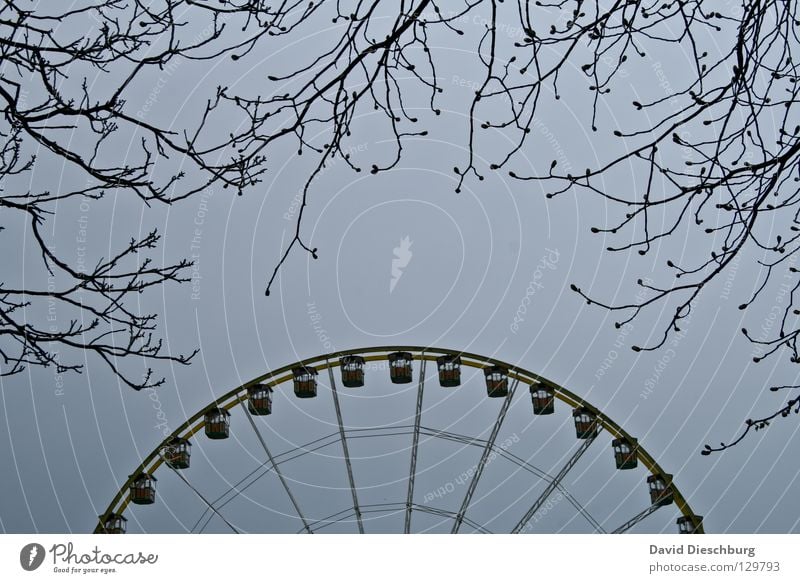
xmin=1 ymin=1 xmax=799 ymax=535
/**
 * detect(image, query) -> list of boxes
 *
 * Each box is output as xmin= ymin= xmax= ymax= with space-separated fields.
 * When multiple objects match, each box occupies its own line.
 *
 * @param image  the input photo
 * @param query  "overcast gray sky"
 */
xmin=1 ymin=1 xmax=799 ymax=535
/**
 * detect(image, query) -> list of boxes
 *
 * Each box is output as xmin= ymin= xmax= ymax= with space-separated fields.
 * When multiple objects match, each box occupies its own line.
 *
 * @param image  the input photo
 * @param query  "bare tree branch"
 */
xmin=3 ymin=0 xmax=799 ymax=446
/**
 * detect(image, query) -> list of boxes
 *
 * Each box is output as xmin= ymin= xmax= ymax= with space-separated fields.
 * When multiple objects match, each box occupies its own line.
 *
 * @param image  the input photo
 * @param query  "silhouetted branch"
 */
xmin=245 ymin=0 xmax=800 ymax=449
xmin=0 ymin=0 xmax=288 ymax=389
xmin=702 ymin=385 xmax=800 ymax=454
xmin=4 ymin=0 xmax=799 ymax=431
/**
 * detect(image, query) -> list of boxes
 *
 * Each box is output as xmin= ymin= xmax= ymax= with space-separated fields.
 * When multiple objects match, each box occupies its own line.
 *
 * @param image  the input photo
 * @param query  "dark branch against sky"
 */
xmin=1 ymin=2 xmax=799 ymax=450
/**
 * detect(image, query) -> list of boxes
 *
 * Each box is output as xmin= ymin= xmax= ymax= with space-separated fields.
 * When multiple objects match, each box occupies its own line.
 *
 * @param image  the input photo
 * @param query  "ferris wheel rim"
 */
xmin=96 ymin=345 xmax=703 ymax=533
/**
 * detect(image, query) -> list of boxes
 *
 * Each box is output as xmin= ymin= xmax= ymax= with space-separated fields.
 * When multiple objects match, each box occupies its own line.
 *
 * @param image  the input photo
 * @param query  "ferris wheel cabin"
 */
xmin=99 ymin=513 xmax=127 ymax=534
xmin=340 ymin=355 xmax=365 ymax=387
xmin=162 ymin=436 xmax=191 ymax=469
xmin=530 ymin=383 xmax=555 ymax=414
xmin=647 ymin=473 xmax=674 ymax=507
xmin=129 ymin=473 xmax=157 ymax=505
xmin=484 ymin=365 xmax=509 ymax=398
xmin=247 ymin=384 xmax=274 ymax=415
xmin=437 ymin=354 xmax=462 ymax=387
xmin=677 ymin=514 xmax=703 ymax=534
xmin=572 ymin=407 xmax=598 ymax=439
xmin=612 ymin=437 xmax=638 ymax=470
xmin=293 ymin=366 xmax=318 ymax=398
xmin=205 ymin=407 xmax=231 ymax=439
xmin=388 ymin=351 xmax=413 ymax=384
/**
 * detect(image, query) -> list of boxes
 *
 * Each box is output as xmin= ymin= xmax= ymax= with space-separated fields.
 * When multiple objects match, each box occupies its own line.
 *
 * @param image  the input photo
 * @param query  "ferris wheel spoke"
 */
xmin=498 ymin=445 xmax=605 ymax=532
xmin=611 ymin=503 xmax=664 ymax=534
xmin=305 ymin=512 xmax=359 ymax=533
xmin=414 ymin=504 xmax=493 ymax=534
xmin=191 ymin=430 xmax=346 ymax=532
xmin=193 ymin=427 xmax=416 ymax=531
xmin=240 ymin=401 xmax=314 ymax=534
xmin=303 ymin=503 xmax=412 ymax=533
xmin=301 ymin=507 xmax=357 ymax=532
xmin=404 ymin=356 xmax=426 ymax=533
xmin=511 ymin=427 xmax=602 ymax=533
xmin=451 ymin=377 xmax=520 ymax=534
xmin=416 ymin=424 xmax=604 ymax=532
xmin=194 ymin=428 xmax=374 ymax=532
xmin=327 ymin=360 xmax=364 ymax=533
xmin=163 ymin=461 xmax=240 ymax=533
xmin=307 ymin=502 xmax=493 ymax=534
xmin=420 ymin=426 xmax=484 ymax=447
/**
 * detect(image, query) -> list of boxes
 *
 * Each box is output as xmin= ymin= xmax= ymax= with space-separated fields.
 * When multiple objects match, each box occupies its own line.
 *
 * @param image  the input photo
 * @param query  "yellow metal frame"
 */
xmin=95 ymin=345 xmax=703 ymax=533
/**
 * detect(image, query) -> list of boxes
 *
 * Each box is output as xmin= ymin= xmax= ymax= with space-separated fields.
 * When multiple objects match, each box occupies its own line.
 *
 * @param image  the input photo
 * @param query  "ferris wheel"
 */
xmin=96 ymin=346 xmax=704 ymax=535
